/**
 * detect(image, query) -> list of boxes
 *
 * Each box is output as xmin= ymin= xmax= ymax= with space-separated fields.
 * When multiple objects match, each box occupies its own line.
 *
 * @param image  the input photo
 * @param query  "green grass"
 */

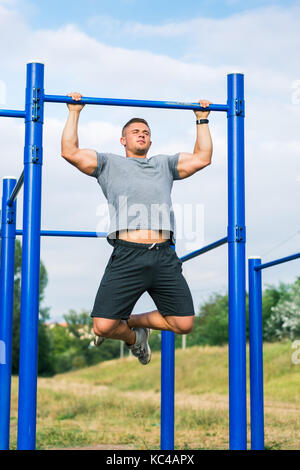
xmin=9 ymin=340 xmax=300 ymax=450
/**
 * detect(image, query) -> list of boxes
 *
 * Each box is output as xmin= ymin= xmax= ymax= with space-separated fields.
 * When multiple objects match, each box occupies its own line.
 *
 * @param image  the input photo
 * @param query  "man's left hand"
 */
xmin=194 ymin=99 xmax=212 ymax=119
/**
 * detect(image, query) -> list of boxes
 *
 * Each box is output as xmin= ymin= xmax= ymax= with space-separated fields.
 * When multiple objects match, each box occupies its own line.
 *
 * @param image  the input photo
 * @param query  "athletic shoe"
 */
xmin=126 ymin=327 xmax=151 ymax=365
xmin=94 ymin=334 xmax=106 ymax=347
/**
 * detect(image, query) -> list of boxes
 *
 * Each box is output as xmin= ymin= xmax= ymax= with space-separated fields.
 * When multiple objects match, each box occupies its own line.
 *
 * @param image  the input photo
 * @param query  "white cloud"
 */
xmin=87 ymin=6 xmax=300 ymax=96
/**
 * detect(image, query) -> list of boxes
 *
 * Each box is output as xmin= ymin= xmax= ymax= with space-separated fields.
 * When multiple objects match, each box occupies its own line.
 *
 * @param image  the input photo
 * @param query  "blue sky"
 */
xmin=0 ymin=0 xmax=299 ymax=320
xmin=21 ymin=0 xmax=297 ymax=24
xmin=16 ymin=0 xmax=299 ymax=59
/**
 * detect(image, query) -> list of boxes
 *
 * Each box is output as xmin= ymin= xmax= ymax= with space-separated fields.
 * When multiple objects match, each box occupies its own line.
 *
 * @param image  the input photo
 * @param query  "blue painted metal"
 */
xmin=161 ymin=240 xmax=176 ymax=450
xmin=1 ymin=230 xmax=108 ymax=238
xmin=180 ymin=236 xmax=228 ymax=263
xmin=248 ymin=257 xmax=264 ymax=450
xmin=6 ymin=170 xmax=24 ymax=207
xmin=37 ymin=230 xmax=107 ymax=237
xmin=161 ymin=330 xmax=175 ymax=450
xmin=227 ymin=73 xmax=247 ymax=450
xmin=17 ymin=62 xmax=45 ymax=450
xmin=254 ymin=252 xmax=300 ymax=271
xmin=44 ymin=94 xmax=228 ymax=113
xmin=2 ymin=231 xmax=226 ymax=250
xmin=0 ymin=109 xmax=25 ymax=119
xmin=15 ymin=230 xmax=107 ymax=238
xmin=247 ymin=250 xmax=300 ymax=450
xmin=0 ymin=178 xmax=17 ymax=450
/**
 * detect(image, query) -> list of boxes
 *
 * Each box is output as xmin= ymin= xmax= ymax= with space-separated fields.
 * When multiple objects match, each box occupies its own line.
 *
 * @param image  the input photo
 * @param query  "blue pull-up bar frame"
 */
xmin=248 ymin=252 xmax=300 ymax=450
xmin=0 ymin=61 xmax=247 ymax=450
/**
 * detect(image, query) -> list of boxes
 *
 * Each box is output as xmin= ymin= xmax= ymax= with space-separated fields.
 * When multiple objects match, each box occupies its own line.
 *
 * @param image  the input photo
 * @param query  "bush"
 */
xmin=264 ymin=277 xmax=300 ymax=341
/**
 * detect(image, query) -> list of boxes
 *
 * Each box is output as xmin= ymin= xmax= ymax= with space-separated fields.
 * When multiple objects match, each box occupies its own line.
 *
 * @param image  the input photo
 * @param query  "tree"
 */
xmin=185 ymin=279 xmax=294 ymax=346
xmin=261 ymin=281 xmax=291 ymax=333
xmin=47 ymin=323 xmax=74 ymax=374
xmin=0 ymin=239 xmax=54 ymax=375
xmin=60 ymin=309 xmax=121 ymax=369
xmin=264 ymin=277 xmax=300 ymax=341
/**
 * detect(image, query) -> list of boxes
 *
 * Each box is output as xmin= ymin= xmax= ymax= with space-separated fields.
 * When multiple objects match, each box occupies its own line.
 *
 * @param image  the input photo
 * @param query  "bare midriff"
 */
xmin=117 ymin=229 xmax=170 ymax=244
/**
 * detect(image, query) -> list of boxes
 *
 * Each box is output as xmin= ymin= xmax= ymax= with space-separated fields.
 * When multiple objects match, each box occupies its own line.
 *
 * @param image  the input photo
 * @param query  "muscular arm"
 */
xmin=61 ymin=93 xmax=97 ymax=176
xmin=177 ymin=99 xmax=213 ymax=179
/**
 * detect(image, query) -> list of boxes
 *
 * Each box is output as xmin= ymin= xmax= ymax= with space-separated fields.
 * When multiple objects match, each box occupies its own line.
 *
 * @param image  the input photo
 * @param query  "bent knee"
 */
xmin=93 ymin=317 xmax=120 ymax=337
xmin=165 ymin=316 xmax=194 ymax=335
xmin=177 ymin=323 xmax=194 ymax=334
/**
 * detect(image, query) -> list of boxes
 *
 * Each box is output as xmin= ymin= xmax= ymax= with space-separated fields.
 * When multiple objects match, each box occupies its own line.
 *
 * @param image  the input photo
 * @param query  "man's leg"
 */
xmin=93 ymin=318 xmax=136 ymax=345
xmin=127 ymin=310 xmax=194 ymax=335
xmin=93 ymin=317 xmax=151 ymax=365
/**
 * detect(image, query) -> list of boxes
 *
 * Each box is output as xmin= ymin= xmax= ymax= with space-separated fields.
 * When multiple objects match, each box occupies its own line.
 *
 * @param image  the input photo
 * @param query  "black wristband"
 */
xmin=196 ymin=119 xmax=209 ymax=125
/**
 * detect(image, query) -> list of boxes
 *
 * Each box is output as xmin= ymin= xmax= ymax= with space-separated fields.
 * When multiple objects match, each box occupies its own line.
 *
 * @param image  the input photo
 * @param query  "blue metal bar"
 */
xmin=37 ymin=230 xmax=107 ymax=238
xmin=254 ymin=252 xmax=300 ymax=271
xmin=17 ymin=62 xmax=45 ymax=450
xmin=161 ymin=330 xmax=175 ymax=450
xmin=0 ymin=230 xmax=108 ymax=238
xmin=44 ymin=94 xmax=228 ymax=112
xmin=227 ymin=73 xmax=247 ymax=449
xmin=0 ymin=178 xmax=17 ymax=450
xmin=180 ymin=236 xmax=228 ymax=263
xmin=0 ymin=109 xmax=25 ymax=119
xmin=161 ymin=237 xmax=176 ymax=450
xmin=248 ymin=257 xmax=264 ymax=450
xmin=1 ymin=231 xmax=226 ymax=248
xmin=7 ymin=170 xmax=24 ymax=207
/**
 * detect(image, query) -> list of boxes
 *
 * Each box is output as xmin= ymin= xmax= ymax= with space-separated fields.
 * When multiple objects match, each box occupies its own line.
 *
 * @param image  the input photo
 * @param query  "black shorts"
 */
xmin=91 ymin=238 xmax=195 ymax=321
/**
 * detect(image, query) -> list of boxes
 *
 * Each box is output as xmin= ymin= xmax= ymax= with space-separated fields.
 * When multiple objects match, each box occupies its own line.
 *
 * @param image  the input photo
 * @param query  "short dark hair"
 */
xmin=122 ymin=118 xmax=150 ymax=136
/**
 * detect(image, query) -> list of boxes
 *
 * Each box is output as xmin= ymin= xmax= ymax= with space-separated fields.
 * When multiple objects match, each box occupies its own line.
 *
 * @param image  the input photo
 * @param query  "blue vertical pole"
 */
xmin=248 ymin=257 xmax=264 ymax=450
xmin=227 ymin=73 xmax=247 ymax=449
xmin=17 ymin=61 xmax=44 ymax=450
xmin=0 ymin=178 xmax=17 ymax=450
xmin=161 ymin=330 xmax=175 ymax=450
xmin=160 ymin=244 xmax=175 ymax=450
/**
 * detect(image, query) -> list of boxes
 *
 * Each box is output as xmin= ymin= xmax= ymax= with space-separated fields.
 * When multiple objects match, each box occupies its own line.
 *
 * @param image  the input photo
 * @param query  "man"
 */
xmin=61 ymin=93 xmax=212 ymax=365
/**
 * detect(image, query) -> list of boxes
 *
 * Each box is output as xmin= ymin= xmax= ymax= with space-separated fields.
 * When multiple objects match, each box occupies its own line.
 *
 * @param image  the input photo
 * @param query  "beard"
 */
xmin=133 ymin=144 xmax=149 ymax=156
xmin=134 ymin=148 xmax=147 ymax=156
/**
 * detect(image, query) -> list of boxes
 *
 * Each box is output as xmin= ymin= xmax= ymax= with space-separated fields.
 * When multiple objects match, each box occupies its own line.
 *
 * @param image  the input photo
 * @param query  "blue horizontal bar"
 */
xmin=13 ymin=230 xmax=108 ymax=238
xmin=44 ymin=94 xmax=228 ymax=112
xmin=0 ymin=109 xmax=26 ymax=119
xmin=2 ymin=231 xmax=227 ymax=255
xmin=180 ymin=236 xmax=228 ymax=262
xmin=0 ymin=230 xmax=107 ymax=239
xmin=254 ymin=252 xmax=300 ymax=271
xmin=7 ymin=171 xmax=24 ymax=207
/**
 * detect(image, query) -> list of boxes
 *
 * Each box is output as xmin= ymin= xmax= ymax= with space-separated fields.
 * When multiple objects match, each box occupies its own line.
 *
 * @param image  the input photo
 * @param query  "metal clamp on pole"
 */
xmin=227 ymin=224 xmax=246 ymax=243
xmin=235 ymin=99 xmax=245 ymax=117
xmin=31 ymin=87 xmax=41 ymax=122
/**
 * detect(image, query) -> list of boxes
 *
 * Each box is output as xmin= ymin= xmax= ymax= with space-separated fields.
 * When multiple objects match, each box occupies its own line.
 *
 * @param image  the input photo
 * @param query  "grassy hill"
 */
xmin=9 ymin=340 xmax=300 ymax=450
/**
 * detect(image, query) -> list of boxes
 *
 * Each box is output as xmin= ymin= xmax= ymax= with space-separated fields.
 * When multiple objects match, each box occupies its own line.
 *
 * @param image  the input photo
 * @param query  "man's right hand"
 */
xmin=62 ymin=92 xmax=97 ymax=176
xmin=67 ymin=92 xmax=85 ymax=112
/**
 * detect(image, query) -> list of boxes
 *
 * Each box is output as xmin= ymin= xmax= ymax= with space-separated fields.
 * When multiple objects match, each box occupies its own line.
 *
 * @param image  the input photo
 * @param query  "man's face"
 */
xmin=120 ymin=123 xmax=152 ymax=156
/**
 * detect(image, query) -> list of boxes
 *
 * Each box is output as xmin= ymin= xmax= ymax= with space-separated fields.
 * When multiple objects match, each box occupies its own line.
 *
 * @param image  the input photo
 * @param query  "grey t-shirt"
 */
xmin=92 ymin=152 xmax=181 ymax=246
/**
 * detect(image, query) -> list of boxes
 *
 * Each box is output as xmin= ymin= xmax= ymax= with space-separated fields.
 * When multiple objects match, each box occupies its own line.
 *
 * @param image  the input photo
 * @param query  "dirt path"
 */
xmin=38 ymin=378 xmax=300 ymax=415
